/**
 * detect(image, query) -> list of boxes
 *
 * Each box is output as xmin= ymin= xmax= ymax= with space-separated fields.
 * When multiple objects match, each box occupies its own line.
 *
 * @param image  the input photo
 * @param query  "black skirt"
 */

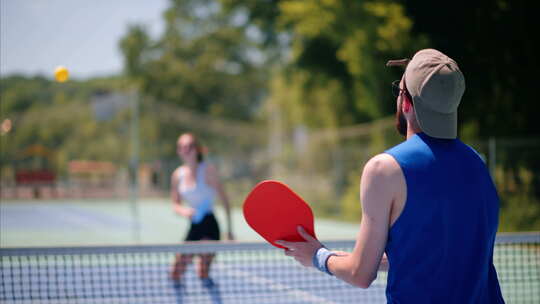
xmin=185 ymin=213 xmax=221 ymax=241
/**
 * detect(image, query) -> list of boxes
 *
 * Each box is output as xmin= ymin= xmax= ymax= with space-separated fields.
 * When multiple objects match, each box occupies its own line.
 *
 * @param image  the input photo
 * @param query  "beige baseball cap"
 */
xmin=388 ymin=49 xmax=465 ymax=139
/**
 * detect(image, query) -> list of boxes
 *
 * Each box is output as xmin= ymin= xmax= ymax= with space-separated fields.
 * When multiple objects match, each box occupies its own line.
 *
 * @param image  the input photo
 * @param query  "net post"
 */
xmin=130 ymin=89 xmax=141 ymax=244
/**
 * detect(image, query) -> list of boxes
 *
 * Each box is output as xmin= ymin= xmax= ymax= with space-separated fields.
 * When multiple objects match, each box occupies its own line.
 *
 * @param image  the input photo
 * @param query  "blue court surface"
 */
xmin=0 ymin=265 xmax=386 ymax=304
xmin=1 ymin=242 xmax=387 ymax=304
xmin=2 ymin=236 xmax=539 ymax=304
xmin=1 ymin=200 xmax=539 ymax=303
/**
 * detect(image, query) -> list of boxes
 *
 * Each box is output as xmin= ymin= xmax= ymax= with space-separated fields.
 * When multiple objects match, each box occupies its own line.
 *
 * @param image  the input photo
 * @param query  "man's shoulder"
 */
xmin=367 ymin=153 xmax=398 ymax=165
xmin=364 ymin=153 xmax=402 ymax=180
xmin=361 ymin=154 xmax=406 ymax=214
xmin=459 ymin=141 xmax=487 ymax=163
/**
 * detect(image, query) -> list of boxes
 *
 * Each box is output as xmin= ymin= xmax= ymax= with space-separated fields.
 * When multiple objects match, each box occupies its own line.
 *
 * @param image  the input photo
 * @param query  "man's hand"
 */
xmin=276 ymin=226 xmax=323 ymax=267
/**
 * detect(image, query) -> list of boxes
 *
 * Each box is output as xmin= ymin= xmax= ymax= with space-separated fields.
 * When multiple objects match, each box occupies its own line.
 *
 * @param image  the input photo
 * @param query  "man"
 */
xmin=276 ymin=49 xmax=504 ymax=303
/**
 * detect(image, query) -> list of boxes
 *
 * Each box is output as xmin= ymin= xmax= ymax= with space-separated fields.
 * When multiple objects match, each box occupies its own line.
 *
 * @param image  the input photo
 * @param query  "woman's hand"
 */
xmin=174 ymin=205 xmax=195 ymax=219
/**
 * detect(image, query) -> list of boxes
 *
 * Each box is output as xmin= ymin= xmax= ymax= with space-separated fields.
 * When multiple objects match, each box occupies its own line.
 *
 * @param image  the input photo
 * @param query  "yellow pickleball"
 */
xmin=54 ymin=66 xmax=69 ymax=82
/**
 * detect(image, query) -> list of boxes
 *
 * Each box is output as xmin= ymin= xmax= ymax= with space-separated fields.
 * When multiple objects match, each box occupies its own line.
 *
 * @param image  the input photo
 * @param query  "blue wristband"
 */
xmin=312 ymin=247 xmax=336 ymax=275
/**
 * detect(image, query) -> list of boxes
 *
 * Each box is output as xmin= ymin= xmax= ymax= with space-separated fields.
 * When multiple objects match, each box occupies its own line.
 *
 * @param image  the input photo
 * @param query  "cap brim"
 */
xmin=386 ymin=59 xmax=410 ymax=67
xmin=413 ymin=98 xmax=457 ymax=139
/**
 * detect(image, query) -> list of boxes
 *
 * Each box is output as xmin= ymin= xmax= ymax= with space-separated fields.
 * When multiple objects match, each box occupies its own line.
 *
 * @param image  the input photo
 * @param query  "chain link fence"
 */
xmin=1 ymin=100 xmax=538 ymax=231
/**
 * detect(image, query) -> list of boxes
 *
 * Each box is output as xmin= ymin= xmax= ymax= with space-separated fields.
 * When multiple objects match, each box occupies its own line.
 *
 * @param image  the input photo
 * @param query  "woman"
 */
xmin=170 ymin=133 xmax=234 ymax=286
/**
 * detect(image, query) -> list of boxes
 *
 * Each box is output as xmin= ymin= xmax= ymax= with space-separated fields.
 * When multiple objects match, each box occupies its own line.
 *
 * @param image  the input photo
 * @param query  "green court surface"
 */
xmin=0 ymin=199 xmax=360 ymax=247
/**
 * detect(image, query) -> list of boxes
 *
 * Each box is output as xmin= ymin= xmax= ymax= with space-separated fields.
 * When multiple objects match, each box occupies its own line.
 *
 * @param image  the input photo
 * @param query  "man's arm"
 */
xmin=277 ymin=153 xmax=402 ymax=288
xmin=327 ymin=153 xmax=397 ymax=287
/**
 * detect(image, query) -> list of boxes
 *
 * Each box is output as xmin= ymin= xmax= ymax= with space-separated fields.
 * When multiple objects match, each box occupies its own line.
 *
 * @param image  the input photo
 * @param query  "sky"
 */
xmin=1 ymin=0 xmax=169 ymax=80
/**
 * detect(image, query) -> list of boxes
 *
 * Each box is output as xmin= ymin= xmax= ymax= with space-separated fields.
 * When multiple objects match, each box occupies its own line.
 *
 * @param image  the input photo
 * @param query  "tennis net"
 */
xmin=1 ymin=233 xmax=538 ymax=304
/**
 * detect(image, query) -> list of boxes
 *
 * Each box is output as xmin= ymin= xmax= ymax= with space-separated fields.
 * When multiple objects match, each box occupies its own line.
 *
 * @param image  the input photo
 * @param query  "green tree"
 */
xmin=0 ymin=76 xmax=132 ymax=179
xmin=403 ymin=0 xmax=540 ymax=231
xmin=225 ymin=0 xmax=426 ymax=129
xmin=119 ymin=25 xmax=151 ymax=83
xmin=118 ymin=0 xmax=267 ymax=122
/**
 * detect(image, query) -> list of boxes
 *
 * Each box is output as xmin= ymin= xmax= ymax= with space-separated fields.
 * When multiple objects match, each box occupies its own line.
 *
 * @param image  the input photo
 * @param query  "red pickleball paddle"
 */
xmin=243 ymin=180 xmax=317 ymax=249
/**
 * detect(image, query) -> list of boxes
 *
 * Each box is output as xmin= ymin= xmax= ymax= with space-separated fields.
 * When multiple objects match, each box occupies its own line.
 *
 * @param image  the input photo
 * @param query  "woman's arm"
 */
xmin=206 ymin=163 xmax=234 ymax=240
xmin=171 ymin=168 xmax=195 ymax=219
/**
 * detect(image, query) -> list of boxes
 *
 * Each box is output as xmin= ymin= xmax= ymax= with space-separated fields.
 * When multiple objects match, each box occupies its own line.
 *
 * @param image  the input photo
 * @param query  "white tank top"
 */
xmin=177 ymin=161 xmax=217 ymax=224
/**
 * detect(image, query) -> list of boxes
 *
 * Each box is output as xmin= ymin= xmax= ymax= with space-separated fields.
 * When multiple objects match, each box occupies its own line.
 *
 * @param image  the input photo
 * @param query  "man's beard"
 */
xmin=395 ymin=107 xmax=407 ymax=136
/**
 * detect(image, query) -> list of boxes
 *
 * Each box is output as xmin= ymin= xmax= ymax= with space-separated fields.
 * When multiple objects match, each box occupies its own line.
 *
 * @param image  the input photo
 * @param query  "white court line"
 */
xmin=214 ymin=263 xmax=339 ymax=304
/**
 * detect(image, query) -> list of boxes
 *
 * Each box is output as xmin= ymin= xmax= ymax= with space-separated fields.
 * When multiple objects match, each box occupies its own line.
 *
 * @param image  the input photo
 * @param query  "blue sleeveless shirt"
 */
xmin=384 ymin=133 xmax=504 ymax=303
xmin=178 ymin=162 xmax=217 ymax=224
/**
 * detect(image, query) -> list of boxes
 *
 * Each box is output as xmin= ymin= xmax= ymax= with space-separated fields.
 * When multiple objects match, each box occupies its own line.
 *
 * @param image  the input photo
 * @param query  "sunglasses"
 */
xmin=392 ymin=80 xmax=405 ymax=97
xmin=392 ymin=79 xmax=414 ymax=100
xmin=178 ymin=143 xmax=196 ymax=151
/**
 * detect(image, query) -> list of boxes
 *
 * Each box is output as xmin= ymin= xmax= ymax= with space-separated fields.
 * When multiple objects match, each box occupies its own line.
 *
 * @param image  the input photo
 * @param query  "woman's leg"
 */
xmin=197 ymin=238 xmax=215 ymax=279
xmin=171 ymin=253 xmax=193 ymax=281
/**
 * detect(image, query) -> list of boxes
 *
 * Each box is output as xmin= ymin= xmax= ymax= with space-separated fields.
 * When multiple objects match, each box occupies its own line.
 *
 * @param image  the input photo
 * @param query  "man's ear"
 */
xmin=402 ymin=96 xmax=413 ymax=113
